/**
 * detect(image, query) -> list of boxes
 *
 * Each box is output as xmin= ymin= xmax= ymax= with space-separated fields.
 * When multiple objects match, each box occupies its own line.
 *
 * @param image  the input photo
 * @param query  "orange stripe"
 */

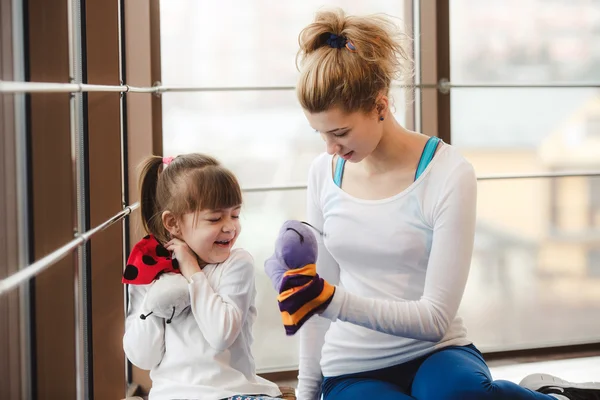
xmin=277 ymin=279 xmax=314 ymax=302
xmin=280 ymin=283 xmax=335 ymax=326
xmin=283 ymin=264 xmax=316 ymax=277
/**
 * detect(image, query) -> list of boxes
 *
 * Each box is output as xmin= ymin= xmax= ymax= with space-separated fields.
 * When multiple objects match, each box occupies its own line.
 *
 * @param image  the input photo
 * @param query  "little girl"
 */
xmin=123 ymin=153 xmax=283 ymax=400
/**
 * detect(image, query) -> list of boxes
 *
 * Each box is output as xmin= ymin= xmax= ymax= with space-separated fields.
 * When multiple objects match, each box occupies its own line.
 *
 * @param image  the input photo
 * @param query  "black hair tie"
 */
xmin=323 ymin=33 xmax=357 ymax=52
xmin=325 ymin=33 xmax=347 ymax=49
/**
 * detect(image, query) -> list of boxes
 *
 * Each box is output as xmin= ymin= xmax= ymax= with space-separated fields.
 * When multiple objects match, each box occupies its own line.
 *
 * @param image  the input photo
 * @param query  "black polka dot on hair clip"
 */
xmin=143 ymin=235 xmax=151 ymax=240
xmin=171 ymin=259 xmax=179 ymax=270
xmin=123 ymin=265 xmax=139 ymax=280
xmin=142 ymin=255 xmax=157 ymax=265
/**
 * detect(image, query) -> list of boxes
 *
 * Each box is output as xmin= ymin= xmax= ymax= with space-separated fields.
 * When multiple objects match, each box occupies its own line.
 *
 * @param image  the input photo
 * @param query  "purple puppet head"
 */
xmin=275 ymin=220 xmax=318 ymax=269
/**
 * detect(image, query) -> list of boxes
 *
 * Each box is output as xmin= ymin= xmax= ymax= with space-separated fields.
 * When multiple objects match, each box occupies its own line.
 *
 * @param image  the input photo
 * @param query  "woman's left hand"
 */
xmin=165 ymin=238 xmax=201 ymax=281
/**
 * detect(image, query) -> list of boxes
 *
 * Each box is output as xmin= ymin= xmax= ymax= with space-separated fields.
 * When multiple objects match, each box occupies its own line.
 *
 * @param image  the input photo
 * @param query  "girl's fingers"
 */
xmin=165 ymin=238 xmax=182 ymax=247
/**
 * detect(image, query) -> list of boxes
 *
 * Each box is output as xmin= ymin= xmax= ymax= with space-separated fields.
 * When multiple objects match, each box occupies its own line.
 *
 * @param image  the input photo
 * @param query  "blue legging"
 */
xmin=322 ymin=345 xmax=555 ymax=400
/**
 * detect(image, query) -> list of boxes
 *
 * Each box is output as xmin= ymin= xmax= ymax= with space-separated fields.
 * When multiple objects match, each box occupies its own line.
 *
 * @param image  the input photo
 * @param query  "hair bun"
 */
xmin=296 ymin=8 xmax=413 ymax=114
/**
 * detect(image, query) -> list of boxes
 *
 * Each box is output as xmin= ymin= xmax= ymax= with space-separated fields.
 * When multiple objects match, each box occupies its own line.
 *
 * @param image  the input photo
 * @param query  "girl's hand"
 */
xmin=165 ymin=238 xmax=201 ymax=281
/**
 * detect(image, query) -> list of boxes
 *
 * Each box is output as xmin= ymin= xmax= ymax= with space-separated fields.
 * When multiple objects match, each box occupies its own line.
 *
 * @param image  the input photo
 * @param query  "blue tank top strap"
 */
xmin=333 ymin=156 xmax=346 ymax=187
xmin=414 ymin=136 xmax=441 ymax=181
xmin=334 ymin=137 xmax=439 ymax=187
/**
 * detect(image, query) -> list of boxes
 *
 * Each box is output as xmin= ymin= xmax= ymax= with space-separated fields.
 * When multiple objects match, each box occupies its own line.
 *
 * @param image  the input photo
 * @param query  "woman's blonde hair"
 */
xmin=296 ymin=8 xmax=413 ymax=114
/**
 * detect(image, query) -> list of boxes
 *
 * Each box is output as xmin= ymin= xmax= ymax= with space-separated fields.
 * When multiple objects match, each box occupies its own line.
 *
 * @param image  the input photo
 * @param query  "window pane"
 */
xmin=160 ymin=0 xmax=412 ymax=87
xmin=449 ymin=0 xmax=600 ymax=353
xmin=450 ymin=0 xmax=600 ymax=84
xmin=451 ymin=89 xmax=600 ymax=172
xmin=237 ymin=190 xmax=307 ymax=371
xmin=162 ymin=88 xmax=412 ymax=188
xmin=462 ymin=177 xmax=600 ymax=351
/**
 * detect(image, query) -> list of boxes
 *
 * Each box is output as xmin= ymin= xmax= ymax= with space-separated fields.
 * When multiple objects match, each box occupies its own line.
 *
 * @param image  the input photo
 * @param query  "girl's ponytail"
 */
xmin=138 ymin=156 xmax=168 ymax=241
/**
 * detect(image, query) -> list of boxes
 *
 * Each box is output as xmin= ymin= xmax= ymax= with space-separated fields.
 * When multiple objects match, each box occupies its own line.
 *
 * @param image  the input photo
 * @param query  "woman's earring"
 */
xmin=379 ymin=116 xmax=384 ymax=121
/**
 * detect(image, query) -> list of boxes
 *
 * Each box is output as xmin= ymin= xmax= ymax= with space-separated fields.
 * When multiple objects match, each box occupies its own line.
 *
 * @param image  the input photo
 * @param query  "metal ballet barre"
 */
xmin=2 ymin=79 xmax=600 ymax=94
xmin=0 ymin=203 xmax=139 ymax=297
xmin=3 ymin=168 xmax=600 ymax=298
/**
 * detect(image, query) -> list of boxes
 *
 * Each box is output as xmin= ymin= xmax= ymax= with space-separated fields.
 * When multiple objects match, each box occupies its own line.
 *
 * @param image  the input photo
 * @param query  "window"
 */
xmin=159 ymin=0 xmax=600 ymax=372
xmin=160 ymin=0 xmax=414 ymax=372
xmin=451 ymin=0 xmax=600 ymax=156
xmin=451 ymin=0 xmax=600 ymax=351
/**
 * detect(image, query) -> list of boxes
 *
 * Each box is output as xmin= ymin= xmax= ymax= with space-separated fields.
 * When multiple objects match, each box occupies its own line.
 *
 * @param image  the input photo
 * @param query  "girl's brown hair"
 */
xmin=139 ymin=153 xmax=242 ymax=243
xmin=296 ymin=8 xmax=413 ymax=114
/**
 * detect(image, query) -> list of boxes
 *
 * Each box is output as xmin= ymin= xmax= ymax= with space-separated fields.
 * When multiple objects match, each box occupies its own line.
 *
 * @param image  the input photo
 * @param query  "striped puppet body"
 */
xmin=266 ymin=220 xmax=335 ymax=335
xmin=278 ymin=264 xmax=335 ymax=335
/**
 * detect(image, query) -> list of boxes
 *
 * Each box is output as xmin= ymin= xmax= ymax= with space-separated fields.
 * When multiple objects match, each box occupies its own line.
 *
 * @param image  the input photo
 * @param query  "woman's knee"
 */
xmin=415 ymin=378 xmax=505 ymax=400
xmin=412 ymin=346 xmax=499 ymax=400
xmin=324 ymin=378 xmax=413 ymax=400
